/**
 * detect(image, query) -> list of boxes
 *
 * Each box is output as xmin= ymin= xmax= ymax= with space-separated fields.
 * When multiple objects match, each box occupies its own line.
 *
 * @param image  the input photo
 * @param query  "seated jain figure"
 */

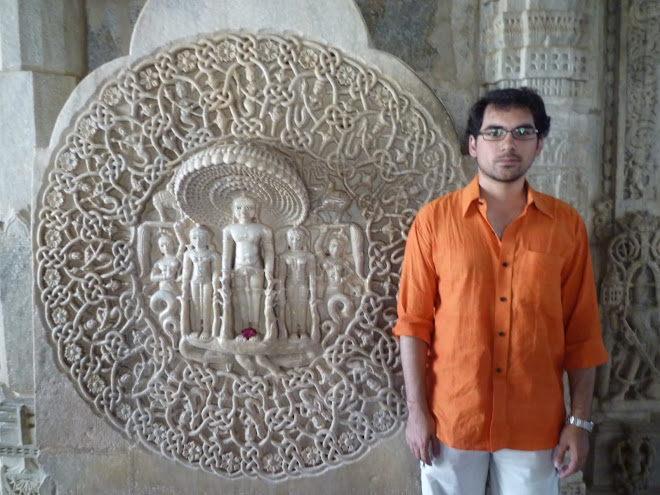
xmin=181 ymin=225 xmax=220 ymax=339
xmin=278 ymin=227 xmax=319 ymax=341
xmin=221 ymin=195 xmax=275 ymax=341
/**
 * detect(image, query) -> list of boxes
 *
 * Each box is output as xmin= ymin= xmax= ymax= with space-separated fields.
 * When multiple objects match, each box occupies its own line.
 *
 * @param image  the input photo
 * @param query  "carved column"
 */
xmin=479 ymin=2 xmax=605 ymax=493
xmin=479 ymin=0 xmax=603 ymax=224
xmin=592 ymin=2 xmax=660 ymax=493
xmin=0 ymin=1 xmax=84 ymax=493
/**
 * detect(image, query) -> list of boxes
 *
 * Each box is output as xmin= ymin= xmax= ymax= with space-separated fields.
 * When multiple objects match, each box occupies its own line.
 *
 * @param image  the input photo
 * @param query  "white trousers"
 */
xmin=421 ymin=441 xmax=559 ymax=495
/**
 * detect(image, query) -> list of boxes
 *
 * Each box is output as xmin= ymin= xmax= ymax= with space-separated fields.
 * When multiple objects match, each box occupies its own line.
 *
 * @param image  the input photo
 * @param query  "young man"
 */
xmin=393 ymin=87 xmax=608 ymax=494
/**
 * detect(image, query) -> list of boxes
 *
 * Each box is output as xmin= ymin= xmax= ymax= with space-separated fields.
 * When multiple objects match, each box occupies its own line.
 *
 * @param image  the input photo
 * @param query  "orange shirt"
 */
xmin=393 ymin=176 xmax=609 ymax=452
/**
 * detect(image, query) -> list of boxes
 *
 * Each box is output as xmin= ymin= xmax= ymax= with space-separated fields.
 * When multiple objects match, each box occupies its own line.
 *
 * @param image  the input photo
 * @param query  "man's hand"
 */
xmin=406 ymin=402 xmax=440 ymax=466
xmin=553 ymin=424 xmax=589 ymax=478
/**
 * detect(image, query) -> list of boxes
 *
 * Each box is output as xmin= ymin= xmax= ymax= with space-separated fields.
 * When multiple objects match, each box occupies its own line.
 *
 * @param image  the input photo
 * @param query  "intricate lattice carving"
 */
xmin=622 ymin=0 xmax=659 ymax=202
xmin=598 ymin=212 xmax=660 ymax=403
xmin=35 ymin=33 xmax=463 ymax=478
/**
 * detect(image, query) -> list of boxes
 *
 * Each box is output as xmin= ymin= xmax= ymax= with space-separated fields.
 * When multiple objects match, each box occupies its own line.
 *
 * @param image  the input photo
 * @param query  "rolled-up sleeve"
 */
xmin=393 ymin=207 xmax=438 ymax=345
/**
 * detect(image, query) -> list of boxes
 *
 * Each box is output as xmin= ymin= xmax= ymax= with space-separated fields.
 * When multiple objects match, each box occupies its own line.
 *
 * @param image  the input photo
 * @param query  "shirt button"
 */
xmin=502 ymin=262 xmax=508 ymax=267
xmin=500 ymin=297 xmax=507 ymax=302
xmin=496 ymin=368 xmax=502 ymax=373
xmin=499 ymin=332 xmax=505 ymax=337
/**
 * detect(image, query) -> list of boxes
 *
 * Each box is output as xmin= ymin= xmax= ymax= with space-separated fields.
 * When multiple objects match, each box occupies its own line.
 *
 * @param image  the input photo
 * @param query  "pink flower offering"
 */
xmin=242 ymin=328 xmax=257 ymax=339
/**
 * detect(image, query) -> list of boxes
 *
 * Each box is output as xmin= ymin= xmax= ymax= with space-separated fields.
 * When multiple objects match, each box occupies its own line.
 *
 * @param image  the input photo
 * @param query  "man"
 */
xmin=393 ymin=87 xmax=608 ymax=494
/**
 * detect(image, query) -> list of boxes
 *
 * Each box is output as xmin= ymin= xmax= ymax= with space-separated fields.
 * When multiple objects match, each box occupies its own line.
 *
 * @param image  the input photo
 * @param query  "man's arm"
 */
xmin=400 ymin=335 xmax=439 ymax=465
xmin=553 ymin=366 xmax=596 ymax=478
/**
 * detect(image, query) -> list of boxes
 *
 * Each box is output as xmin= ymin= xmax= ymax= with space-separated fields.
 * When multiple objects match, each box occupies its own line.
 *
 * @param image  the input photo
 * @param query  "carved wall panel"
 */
xmin=598 ymin=213 xmax=660 ymax=407
xmin=35 ymin=33 xmax=463 ymax=478
xmin=611 ymin=427 xmax=656 ymax=495
xmin=618 ymin=0 xmax=660 ymax=210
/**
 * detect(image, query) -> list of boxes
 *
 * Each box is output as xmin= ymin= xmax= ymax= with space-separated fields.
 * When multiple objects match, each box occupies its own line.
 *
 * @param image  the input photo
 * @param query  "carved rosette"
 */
xmin=35 ymin=33 xmax=463 ymax=478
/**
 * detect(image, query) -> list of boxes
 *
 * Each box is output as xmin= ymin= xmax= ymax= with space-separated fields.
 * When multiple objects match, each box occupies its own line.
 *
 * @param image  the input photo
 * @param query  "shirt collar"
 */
xmin=461 ymin=175 xmax=554 ymax=218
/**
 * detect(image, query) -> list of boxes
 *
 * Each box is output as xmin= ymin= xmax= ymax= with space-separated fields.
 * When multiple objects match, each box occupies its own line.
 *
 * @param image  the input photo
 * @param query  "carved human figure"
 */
xmin=164 ymin=81 xmax=200 ymax=135
xmin=149 ymin=232 xmax=181 ymax=325
xmin=614 ymin=269 xmax=660 ymax=400
xmin=150 ymin=232 xmax=180 ymax=293
xmin=278 ymin=227 xmax=319 ymax=340
xmin=181 ymin=225 xmax=220 ymax=339
xmin=315 ymin=227 xmax=362 ymax=300
xmin=612 ymin=431 xmax=656 ymax=494
xmin=221 ymin=195 xmax=275 ymax=340
xmin=312 ymin=180 xmax=351 ymax=224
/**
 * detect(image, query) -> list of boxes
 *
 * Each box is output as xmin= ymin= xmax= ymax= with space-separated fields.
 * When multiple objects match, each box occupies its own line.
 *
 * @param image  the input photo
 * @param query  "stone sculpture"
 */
xmin=221 ymin=195 xmax=275 ymax=341
xmin=278 ymin=226 xmax=319 ymax=340
xmin=149 ymin=232 xmax=181 ymax=325
xmin=612 ymin=428 xmax=656 ymax=495
xmin=35 ymin=33 xmax=463 ymax=478
xmin=181 ymin=225 xmax=220 ymax=340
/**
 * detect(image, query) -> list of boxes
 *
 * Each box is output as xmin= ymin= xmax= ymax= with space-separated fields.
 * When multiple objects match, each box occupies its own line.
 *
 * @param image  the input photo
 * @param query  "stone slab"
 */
xmin=0 ymin=0 xmax=85 ymax=74
xmin=38 ymin=450 xmax=133 ymax=495
xmin=130 ymin=0 xmax=371 ymax=60
xmin=33 ymin=316 xmax=131 ymax=452
xmin=0 ymin=211 xmax=33 ymax=394
xmin=0 ymin=72 xmax=77 ymax=208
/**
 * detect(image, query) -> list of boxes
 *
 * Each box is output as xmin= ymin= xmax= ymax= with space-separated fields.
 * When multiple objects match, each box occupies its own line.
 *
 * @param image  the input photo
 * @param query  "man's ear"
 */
xmin=468 ymin=134 xmax=477 ymax=158
xmin=535 ymin=136 xmax=544 ymax=157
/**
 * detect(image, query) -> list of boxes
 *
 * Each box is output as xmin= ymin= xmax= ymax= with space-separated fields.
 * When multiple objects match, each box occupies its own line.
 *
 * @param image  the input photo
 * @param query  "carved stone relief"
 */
xmin=601 ymin=0 xmax=622 ymax=202
xmin=0 ymin=387 xmax=46 ymax=495
xmin=598 ymin=212 xmax=660 ymax=406
xmin=35 ymin=33 xmax=463 ymax=478
xmin=480 ymin=5 xmax=593 ymax=97
xmin=620 ymin=0 xmax=659 ymax=205
xmin=611 ymin=427 xmax=656 ymax=495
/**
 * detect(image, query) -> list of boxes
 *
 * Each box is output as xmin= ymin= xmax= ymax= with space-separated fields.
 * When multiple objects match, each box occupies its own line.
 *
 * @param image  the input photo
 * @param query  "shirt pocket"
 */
xmin=514 ymin=250 xmax=564 ymax=322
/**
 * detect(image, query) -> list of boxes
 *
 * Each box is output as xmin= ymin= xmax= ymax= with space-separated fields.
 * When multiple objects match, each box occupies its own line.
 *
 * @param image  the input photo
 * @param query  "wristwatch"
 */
xmin=567 ymin=415 xmax=594 ymax=433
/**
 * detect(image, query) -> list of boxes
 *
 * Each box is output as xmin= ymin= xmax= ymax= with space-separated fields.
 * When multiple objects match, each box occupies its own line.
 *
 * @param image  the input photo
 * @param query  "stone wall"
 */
xmin=0 ymin=0 xmax=658 ymax=494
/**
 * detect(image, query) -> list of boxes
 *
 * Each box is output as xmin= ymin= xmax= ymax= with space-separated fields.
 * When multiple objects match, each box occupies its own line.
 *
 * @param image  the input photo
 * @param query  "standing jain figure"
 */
xmin=149 ymin=232 xmax=181 ymax=322
xmin=181 ymin=225 xmax=220 ymax=339
xmin=221 ymin=195 xmax=275 ymax=340
xmin=278 ymin=227 xmax=319 ymax=340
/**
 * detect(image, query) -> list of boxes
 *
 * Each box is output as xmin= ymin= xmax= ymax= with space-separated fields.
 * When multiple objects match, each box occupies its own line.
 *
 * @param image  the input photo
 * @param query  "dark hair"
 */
xmin=466 ymin=87 xmax=551 ymax=140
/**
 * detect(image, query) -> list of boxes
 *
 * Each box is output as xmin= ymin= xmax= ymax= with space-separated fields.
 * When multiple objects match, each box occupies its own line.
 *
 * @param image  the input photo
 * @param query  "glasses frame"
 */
xmin=478 ymin=126 xmax=539 ymax=142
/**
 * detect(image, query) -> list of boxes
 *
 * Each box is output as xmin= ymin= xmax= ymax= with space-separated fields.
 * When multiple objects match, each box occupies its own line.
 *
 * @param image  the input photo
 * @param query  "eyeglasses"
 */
xmin=478 ymin=126 xmax=539 ymax=141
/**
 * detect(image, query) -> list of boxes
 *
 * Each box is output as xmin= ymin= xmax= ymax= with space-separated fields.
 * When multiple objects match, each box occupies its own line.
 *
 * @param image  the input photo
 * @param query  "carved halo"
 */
xmin=173 ymin=143 xmax=309 ymax=228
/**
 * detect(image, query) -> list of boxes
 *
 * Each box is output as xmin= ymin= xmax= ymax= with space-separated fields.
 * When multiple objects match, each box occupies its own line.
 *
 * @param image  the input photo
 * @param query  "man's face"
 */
xmin=468 ymin=105 xmax=543 ymax=184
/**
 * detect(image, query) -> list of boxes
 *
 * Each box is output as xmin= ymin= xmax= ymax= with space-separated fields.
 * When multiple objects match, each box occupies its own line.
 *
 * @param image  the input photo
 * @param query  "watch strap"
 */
xmin=567 ymin=415 xmax=594 ymax=433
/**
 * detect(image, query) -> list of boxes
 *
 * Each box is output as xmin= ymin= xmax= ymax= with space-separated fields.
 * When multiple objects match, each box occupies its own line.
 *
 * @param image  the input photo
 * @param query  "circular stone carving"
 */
xmin=36 ymin=33 xmax=463 ymax=478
